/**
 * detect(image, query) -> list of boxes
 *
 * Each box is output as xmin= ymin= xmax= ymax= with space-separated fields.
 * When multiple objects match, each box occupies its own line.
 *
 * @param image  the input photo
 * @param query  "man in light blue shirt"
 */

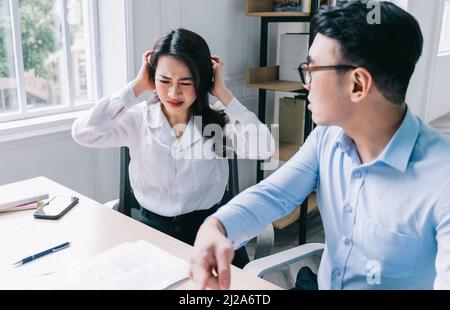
xmin=189 ymin=1 xmax=450 ymax=290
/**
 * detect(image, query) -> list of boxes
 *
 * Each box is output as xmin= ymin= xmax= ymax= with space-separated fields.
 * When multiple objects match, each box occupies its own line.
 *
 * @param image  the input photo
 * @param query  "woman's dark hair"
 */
xmin=312 ymin=0 xmax=423 ymax=104
xmin=148 ymin=28 xmax=227 ymax=133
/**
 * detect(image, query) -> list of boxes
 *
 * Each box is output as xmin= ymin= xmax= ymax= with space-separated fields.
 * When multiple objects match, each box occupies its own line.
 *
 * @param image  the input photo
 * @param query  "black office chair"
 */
xmin=116 ymin=147 xmax=139 ymax=218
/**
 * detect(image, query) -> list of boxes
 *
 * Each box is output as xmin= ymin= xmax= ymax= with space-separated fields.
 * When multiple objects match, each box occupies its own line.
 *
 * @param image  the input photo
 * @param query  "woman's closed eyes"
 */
xmin=158 ymin=74 xmax=194 ymax=86
xmin=158 ymin=79 xmax=193 ymax=86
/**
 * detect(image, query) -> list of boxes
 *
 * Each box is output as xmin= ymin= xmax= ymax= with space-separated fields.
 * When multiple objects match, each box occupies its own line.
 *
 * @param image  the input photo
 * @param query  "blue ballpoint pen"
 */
xmin=13 ymin=242 xmax=71 ymax=267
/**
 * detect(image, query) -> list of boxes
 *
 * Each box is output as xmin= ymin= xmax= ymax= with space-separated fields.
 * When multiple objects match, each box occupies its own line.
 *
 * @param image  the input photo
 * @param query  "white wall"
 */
xmin=405 ymin=0 xmax=450 ymax=121
xmin=428 ymin=55 xmax=450 ymax=121
xmin=0 ymin=130 xmax=120 ymax=202
xmin=423 ymin=0 xmax=450 ymax=122
xmin=0 ymin=132 xmax=91 ymax=197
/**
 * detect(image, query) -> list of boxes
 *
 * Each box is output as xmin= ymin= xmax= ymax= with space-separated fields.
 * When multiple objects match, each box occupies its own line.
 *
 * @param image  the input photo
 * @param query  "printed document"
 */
xmin=62 ymin=240 xmax=189 ymax=289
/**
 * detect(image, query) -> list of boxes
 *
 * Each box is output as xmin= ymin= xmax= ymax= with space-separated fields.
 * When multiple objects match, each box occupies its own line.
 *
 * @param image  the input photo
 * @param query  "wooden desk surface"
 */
xmin=0 ymin=177 xmax=280 ymax=290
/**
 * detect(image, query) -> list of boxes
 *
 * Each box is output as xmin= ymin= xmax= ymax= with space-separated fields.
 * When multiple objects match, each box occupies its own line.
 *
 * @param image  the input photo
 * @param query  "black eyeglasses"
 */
xmin=297 ymin=62 xmax=357 ymax=85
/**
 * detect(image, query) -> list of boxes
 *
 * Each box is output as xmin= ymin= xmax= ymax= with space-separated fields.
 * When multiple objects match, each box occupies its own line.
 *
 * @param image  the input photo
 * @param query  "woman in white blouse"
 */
xmin=72 ymin=29 xmax=275 ymax=267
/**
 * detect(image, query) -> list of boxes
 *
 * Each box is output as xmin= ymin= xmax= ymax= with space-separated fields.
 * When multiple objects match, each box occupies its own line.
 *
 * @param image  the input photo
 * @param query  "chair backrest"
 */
xmin=118 ymin=147 xmax=140 ymax=217
xmin=117 ymin=146 xmax=240 ymax=217
xmin=220 ymin=153 xmax=240 ymax=206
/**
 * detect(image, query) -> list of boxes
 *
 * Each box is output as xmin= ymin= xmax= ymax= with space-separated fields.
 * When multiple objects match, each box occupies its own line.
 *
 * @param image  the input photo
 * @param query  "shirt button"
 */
xmin=333 ymin=269 xmax=341 ymax=277
xmin=353 ymin=171 xmax=362 ymax=178
xmin=235 ymin=120 xmax=242 ymax=131
xmin=344 ymin=238 xmax=351 ymax=246
xmin=344 ymin=205 xmax=353 ymax=213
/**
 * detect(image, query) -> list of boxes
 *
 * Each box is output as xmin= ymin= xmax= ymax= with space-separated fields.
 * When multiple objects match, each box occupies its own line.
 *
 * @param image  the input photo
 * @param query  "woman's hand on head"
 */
xmin=132 ymin=50 xmax=156 ymax=98
xmin=210 ymin=55 xmax=234 ymax=107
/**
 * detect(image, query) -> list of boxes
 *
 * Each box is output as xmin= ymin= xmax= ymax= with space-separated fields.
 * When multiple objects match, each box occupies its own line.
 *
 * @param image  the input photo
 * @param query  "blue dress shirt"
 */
xmin=213 ymin=107 xmax=450 ymax=289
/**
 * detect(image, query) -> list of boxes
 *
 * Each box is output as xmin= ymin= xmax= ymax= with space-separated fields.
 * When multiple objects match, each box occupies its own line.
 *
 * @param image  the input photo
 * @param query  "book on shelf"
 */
xmin=273 ymin=0 xmax=302 ymax=12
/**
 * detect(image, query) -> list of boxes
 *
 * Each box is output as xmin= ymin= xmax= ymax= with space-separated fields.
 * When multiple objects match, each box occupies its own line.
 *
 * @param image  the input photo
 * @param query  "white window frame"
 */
xmin=0 ymin=0 xmax=101 ymax=123
xmin=389 ymin=0 xmax=409 ymax=10
xmin=438 ymin=0 xmax=450 ymax=55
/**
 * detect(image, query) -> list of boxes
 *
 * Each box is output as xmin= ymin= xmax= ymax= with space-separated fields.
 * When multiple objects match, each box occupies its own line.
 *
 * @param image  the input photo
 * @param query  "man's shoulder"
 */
xmin=416 ymin=119 xmax=450 ymax=162
xmin=414 ymin=120 xmax=450 ymax=199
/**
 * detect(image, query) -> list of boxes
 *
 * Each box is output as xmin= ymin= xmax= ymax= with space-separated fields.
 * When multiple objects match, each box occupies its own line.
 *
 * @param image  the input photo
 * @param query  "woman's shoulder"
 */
xmin=126 ymin=101 xmax=148 ymax=116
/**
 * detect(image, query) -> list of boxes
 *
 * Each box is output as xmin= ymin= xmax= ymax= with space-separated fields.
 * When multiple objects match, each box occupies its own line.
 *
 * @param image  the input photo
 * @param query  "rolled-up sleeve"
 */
xmin=71 ymin=84 xmax=144 ymax=148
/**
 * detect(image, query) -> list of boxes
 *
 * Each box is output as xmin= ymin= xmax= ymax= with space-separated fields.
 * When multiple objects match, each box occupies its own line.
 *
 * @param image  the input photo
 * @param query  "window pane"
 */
xmin=19 ymin=0 xmax=66 ymax=109
xmin=439 ymin=1 xmax=450 ymax=54
xmin=0 ymin=0 xmax=19 ymax=115
xmin=68 ymin=0 xmax=91 ymax=104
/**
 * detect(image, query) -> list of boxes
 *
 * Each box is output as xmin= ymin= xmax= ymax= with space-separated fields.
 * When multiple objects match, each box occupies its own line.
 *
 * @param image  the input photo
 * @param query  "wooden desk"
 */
xmin=0 ymin=177 xmax=280 ymax=290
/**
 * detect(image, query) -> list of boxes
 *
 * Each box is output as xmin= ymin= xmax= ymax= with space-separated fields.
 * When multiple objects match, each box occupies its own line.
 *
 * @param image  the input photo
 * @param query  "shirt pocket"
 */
xmin=362 ymin=218 xmax=420 ymax=280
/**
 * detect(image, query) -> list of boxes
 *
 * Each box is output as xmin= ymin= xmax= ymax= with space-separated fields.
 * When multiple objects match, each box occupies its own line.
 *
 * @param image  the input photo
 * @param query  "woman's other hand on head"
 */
xmin=210 ymin=55 xmax=234 ymax=106
xmin=132 ymin=50 xmax=156 ymax=98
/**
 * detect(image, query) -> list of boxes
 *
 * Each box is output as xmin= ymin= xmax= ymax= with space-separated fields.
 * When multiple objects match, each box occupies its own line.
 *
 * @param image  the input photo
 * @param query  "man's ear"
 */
xmin=349 ymin=68 xmax=372 ymax=103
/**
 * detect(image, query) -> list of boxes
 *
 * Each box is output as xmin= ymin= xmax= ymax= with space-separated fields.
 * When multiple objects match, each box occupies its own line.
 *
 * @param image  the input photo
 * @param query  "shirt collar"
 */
xmin=147 ymin=103 xmax=165 ymax=129
xmin=334 ymin=106 xmax=420 ymax=173
xmin=377 ymin=106 xmax=420 ymax=173
xmin=335 ymin=129 xmax=354 ymax=153
xmin=148 ymin=103 xmax=204 ymax=148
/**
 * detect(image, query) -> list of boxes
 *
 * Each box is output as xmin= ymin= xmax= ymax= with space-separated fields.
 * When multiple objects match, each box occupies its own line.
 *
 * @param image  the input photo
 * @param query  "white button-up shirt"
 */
xmin=72 ymin=84 xmax=275 ymax=216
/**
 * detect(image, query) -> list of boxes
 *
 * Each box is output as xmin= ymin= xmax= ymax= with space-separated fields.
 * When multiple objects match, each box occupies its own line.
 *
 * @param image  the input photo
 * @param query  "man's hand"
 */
xmin=189 ymin=217 xmax=234 ymax=290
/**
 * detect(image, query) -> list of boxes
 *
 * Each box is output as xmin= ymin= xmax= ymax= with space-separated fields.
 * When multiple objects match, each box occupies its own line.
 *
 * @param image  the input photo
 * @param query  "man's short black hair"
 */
xmin=312 ymin=0 xmax=423 ymax=104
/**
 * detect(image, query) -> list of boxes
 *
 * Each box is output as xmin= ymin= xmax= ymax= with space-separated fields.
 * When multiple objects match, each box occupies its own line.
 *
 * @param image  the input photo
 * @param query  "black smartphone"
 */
xmin=33 ymin=196 xmax=79 ymax=220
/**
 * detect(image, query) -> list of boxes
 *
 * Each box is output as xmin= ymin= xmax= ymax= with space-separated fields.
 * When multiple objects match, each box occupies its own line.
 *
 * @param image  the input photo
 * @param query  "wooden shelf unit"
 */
xmin=245 ymin=0 xmax=319 ymax=245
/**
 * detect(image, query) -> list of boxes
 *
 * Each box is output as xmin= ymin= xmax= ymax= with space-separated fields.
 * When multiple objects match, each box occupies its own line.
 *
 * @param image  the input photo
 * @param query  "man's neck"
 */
xmin=342 ymin=102 xmax=407 ymax=164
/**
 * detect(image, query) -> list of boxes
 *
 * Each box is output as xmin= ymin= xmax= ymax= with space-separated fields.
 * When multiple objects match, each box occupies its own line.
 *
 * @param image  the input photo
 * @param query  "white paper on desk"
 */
xmin=64 ymin=240 xmax=189 ymax=290
xmin=0 ymin=245 xmax=81 ymax=290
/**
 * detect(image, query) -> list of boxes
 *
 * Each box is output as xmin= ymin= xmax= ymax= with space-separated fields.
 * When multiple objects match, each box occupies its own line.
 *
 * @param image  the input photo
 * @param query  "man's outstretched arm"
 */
xmin=190 ymin=126 xmax=323 ymax=289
